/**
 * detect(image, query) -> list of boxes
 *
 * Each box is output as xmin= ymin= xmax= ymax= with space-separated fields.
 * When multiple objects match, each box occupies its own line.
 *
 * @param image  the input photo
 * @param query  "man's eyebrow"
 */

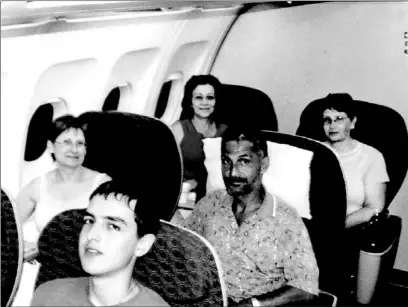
xmin=237 ymin=153 xmax=252 ymax=158
xmin=105 ymin=216 xmax=128 ymax=226
xmin=83 ymin=212 xmax=94 ymax=218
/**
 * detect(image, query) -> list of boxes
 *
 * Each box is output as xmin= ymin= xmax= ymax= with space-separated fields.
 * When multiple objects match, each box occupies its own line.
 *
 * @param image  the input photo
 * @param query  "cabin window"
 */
xmin=24 ymin=99 xmax=67 ymax=162
xmin=102 ymin=87 xmax=121 ymax=111
xmin=24 ymin=104 xmax=53 ymax=162
xmin=102 ymin=84 xmax=132 ymax=111
xmin=155 ymin=80 xmax=173 ymax=118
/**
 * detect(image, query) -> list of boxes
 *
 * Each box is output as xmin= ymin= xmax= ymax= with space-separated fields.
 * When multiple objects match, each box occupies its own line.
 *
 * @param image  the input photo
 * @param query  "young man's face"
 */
xmin=79 ymin=194 xmax=148 ymax=277
xmin=221 ymin=139 xmax=269 ymax=197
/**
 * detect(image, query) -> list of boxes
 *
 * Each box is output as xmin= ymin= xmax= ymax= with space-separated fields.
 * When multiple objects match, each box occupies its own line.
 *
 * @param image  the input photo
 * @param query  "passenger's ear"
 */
xmin=134 ymin=234 xmax=155 ymax=257
xmin=47 ymin=140 xmax=55 ymax=154
xmin=260 ymin=156 xmax=269 ymax=175
xmin=351 ymin=116 xmax=357 ymax=129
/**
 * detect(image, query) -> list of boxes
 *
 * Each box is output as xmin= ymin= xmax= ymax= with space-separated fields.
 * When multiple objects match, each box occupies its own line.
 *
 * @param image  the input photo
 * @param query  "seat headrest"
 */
xmin=78 ymin=111 xmax=182 ymax=221
xmin=220 ymin=84 xmax=278 ymax=131
xmin=296 ymin=98 xmax=408 ymax=207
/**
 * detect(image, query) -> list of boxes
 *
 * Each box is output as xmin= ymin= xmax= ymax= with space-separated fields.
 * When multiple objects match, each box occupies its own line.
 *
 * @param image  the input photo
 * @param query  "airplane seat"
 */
xmin=1 ymin=188 xmax=24 ymax=307
xmin=261 ymin=131 xmax=347 ymax=304
xmin=220 ymin=84 xmax=278 ymax=131
xmin=78 ymin=111 xmax=183 ymax=221
xmin=35 ymin=209 xmax=228 ymax=306
xmin=296 ymin=97 xmax=408 ymax=304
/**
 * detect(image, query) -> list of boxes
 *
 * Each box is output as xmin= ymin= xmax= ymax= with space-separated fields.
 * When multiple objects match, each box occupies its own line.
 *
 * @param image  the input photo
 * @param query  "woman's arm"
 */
xmin=15 ymin=178 xmax=39 ymax=224
xmin=346 ymin=182 xmax=386 ymax=228
xmin=170 ymin=121 xmax=184 ymax=145
xmin=16 ymin=178 xmax=41 ymax=261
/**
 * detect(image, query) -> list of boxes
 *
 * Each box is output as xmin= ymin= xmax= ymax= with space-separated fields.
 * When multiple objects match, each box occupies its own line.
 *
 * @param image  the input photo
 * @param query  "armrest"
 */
xmin=359 ymin=215 xmax=402 ymax=254
xmin=316 ymin=290 xmax=337 ymax=306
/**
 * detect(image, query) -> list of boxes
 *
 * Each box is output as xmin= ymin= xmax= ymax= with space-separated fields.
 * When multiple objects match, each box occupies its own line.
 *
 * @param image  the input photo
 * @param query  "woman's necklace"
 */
xmin=88 ymin=278 xmax=140 ymax=306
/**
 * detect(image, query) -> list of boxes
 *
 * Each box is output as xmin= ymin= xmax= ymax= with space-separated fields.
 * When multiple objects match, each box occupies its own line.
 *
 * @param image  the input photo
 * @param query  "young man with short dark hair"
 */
xmin=32 ymin=180 xmax=168 ymax=306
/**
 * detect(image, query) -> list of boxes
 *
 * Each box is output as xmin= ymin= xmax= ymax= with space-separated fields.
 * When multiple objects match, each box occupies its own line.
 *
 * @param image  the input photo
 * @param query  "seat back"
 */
xmin=221 ymin=84 xmax=278 ymax=131
xmin=36 ymin=210 xmax=227 ymax=306
xmin=296 ymin=98 xmax=408 ymax=208
xmin=134 ymin=221 xmax=227 ymax=306
xmin=78 ymin=111 xmax=183 ymax=221
xmin=261 ymin=131 xmax=347 ymax=297
xmin=1 ymin=188 xmax=24 ymax=307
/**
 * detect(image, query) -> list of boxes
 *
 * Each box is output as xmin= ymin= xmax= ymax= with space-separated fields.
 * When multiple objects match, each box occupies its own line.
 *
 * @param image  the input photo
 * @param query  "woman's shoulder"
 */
xmin=170 ymin=120 xmax=185 ymax=144
xmin=17 ymin=172 xmax=50 ymax=201
xmin=355 ymin=141 xmax=385 ymax=159
xmin=23 ymin=172 xmax=50 ymax=191
xmin=83 ymin=168 xmax=111 ymax=181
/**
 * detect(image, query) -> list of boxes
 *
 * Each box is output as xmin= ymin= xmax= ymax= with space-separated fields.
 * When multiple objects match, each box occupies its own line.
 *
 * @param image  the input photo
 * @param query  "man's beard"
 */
xmin=224 ymin=177 xmax=252 ymax=196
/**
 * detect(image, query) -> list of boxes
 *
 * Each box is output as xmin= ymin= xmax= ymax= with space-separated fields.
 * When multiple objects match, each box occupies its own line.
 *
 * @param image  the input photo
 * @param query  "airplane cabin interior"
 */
xmin=2 ymin=1 xmax=408 ymax=306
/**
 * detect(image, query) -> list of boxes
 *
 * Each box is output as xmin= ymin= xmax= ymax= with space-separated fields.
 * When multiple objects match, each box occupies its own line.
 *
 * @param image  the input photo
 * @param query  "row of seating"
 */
xmin=2 ymin=84 xmax=408 ymax=306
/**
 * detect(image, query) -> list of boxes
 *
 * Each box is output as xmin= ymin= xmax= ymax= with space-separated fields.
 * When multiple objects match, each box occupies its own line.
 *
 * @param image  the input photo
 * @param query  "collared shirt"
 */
xmin=185 ymin=189 xmax=319 ymax=302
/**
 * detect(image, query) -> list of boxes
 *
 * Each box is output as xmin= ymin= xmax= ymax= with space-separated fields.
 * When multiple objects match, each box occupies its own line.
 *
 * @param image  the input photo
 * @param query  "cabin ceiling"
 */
xmin=1 ymin=1 xmax=319 ymax=27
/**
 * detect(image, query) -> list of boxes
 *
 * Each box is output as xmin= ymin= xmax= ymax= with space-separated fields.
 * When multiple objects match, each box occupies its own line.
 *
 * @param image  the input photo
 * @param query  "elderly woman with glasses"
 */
xmin=13 ymin=114 xmax=111 ymax=306
xmin=322 ymin=93 xmax=389 ymax=229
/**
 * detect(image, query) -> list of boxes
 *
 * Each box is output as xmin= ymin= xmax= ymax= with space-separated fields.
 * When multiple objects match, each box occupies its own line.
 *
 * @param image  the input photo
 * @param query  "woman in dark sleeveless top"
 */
xmin=171 ymin=75 xmax=227 ymax=202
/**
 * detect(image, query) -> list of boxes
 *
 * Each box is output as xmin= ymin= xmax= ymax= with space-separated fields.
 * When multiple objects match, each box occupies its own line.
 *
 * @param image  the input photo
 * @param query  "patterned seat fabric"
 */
xmin=35 ymin=209 xmax=88 ymax=289
xmin=1 ymin=189 xmax=23 ymax=307
xmin=135 ymin=221 xmax=225 ymax=306
xmin=36 ymin=210 xmax=226 ymax=306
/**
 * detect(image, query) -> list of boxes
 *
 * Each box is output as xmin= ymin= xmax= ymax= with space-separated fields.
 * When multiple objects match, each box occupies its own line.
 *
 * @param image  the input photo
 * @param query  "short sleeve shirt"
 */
xmin=335 ymin=141 xmax=389 ymax=214
xmin=185 ymin=189 xmax=319 ymax=302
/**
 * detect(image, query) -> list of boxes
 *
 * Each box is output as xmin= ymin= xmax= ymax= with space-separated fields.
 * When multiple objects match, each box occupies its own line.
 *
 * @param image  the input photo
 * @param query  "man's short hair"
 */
xmin=89 ymin=180 xmax=160 ymax=237
xmin=221 ymin=126 xmax=268 ymax=159
xmin=323 ymin=93 xmax=357 ymax=120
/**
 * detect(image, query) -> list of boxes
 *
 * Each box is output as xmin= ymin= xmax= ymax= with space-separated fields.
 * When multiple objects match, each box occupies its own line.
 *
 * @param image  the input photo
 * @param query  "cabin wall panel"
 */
xmin=1 ymin=7 xmax=238 ymax=198
xmin=212 ymin=2 xmax=408 ymax=271
xmin=146 ymin=13 xmax=239 ymax=123
xmin=1 ymin=72 xmax=27 ymax=197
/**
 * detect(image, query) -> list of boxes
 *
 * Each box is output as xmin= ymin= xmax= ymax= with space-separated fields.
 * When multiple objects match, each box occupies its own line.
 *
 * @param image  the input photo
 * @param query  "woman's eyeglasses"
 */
xmin=55 ymin=140 xmax=86 ymax=149
xmin=323 ymin=116 xmax=348 ymax=126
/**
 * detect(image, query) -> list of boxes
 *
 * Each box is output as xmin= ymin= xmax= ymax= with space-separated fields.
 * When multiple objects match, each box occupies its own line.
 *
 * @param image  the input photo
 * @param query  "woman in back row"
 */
xmin=321 ymin=93 xmax=389 ymax=228
xmin=13 ymin=114 xmax=111 ymax=306
xmin=171 ymin=75 xmax=228 ymax=203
